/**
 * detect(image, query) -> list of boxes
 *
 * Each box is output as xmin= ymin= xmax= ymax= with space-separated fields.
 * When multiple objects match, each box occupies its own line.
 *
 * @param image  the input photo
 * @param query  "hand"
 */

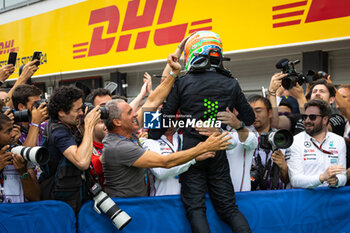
xmin=0 ymin=145 xmax=12 ymax=171
xmin=19 ymin=60 xmax=39 ymax=82
xmin=84 ymin=105 xmax=101 ymax=129
xmin=271 ymin=150 xmax=286 ymax=168
xmin=327 ymin=176 xmax=338 ymax=187
xmin=177 ymin=33 xmax=194 ymax=52
xmin=326 ymin=75 xmax=333 ymax=85
xmin=3 ymin=108 xmax=14 ymax=122
xmin=31 ymin=102 xmax=48 ymax=124
xmin=143 ymin=72 xmax=153 ymax=94
xmin=167 ymin=54 xmax=181 ymax=74
xmin=12 ymin=152 xmax=27 ymax=175
xmin=320 ymin=165 xmax=345 ymax=183
xmin=138 ymin=131 xmax=148 ymax=139
xmin=269 ymin=73 xmax=287 ymax=94
xmin=202 ymin=131 xmax=231 ymax=152
xmin=195 ymin=121 xmax=220 ymax=137
xmin=0 ymin=64 xmax=15 ymax=82
xmin=195 ymin=151 xmax=215 ymax=161
xmin=217 ymin=107 xmax=241 ymax=129
xmin=288 ymin=83 xmax=305 ymax=100
xmin=12 ymin=124 xmax=21 ymax=144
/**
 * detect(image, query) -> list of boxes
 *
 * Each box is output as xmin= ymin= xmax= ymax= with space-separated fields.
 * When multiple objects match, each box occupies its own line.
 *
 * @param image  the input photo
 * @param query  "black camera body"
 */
xmin=33 ymin=99 xmax=48 ymax=109
xmin=90 ymin=183 xmax=131 ymax=230
xmin=260 ymin=129 xmax=293 ymax=151
xmin=1 ymin=107 xmax=31 ymax=122
xmin=305 ymin=70 xmax=329 ymax=84
xmin=84 ymin=102 xmax=108 ymax=119
xmin=276 ymin=58 xmax=305 ymax=90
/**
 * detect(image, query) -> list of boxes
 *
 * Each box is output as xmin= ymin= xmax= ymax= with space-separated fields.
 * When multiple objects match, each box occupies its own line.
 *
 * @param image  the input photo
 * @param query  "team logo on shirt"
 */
xmin=304 ymin=141 xmax=311 ymax=148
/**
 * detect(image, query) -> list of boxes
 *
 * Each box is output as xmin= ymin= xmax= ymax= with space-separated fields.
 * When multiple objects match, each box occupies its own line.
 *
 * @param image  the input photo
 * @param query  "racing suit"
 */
xmin=161 ymin=69 xmax=255 ymax=233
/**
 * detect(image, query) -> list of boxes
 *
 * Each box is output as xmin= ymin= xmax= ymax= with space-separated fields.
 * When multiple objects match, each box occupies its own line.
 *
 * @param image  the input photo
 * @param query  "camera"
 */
xmin=260 ymin=129 xmax=293 ymax=151
xmin=83 ymin=102 xmax=108 ymax=119
xmin=90 ymin=183 xmax=132 ymax=230
xmin=2 ymin=107 xmax=31 ymax=122
xmin=276 ymin=58 xmax=305 ymax=90
xmin=305 ymin=70 xmax=328 ymax=84
xmin=9 ymin=145 xmax=49 ymax=165
xmin=33 ymin=99 xmax=48 ymax=109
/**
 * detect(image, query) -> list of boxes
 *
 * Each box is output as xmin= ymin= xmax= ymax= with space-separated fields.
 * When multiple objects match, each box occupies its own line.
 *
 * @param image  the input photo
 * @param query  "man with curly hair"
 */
xmin=39 ymin=85 xmax=100 ymax=213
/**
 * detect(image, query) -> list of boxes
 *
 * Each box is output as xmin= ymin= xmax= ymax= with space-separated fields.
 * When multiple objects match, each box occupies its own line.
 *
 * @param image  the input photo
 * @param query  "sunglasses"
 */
xmin=301 ymin=114 xmax=323 ymax=121
xmin=278 ymin=112 xmax=291 ymax=116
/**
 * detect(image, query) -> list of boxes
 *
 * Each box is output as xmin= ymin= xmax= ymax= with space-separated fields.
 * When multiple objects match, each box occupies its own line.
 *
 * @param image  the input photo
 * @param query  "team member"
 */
xmin=286 ymin=99 xmax=346 ymax=188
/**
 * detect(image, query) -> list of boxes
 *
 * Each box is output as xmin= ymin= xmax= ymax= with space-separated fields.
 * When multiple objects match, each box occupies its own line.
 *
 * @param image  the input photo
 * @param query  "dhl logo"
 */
xmin=272 ymin=0 xmax=350 ymax=28
xmin=73 ymin=0 xmax=212 ymax=59
xmin=0 ymin=40 xmax=19 ymax=55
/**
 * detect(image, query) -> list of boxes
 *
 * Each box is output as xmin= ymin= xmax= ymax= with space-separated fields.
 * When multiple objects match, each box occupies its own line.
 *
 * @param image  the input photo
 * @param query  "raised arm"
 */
xmin=269 ymin=73 xmax=292 ymax=130
xmin=63 ymin=106 xmax=101 ymax=170
xmin=133 ymin=132 xmax=230 ymax=168
xmin=6 ymin=61 xmax=38 ymax=107
xmin=136 ymin=54 xmax=181 ymax=126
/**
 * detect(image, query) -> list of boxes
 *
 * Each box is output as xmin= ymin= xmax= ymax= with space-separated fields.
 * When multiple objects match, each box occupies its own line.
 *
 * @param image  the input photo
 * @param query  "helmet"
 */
xmin=184 ymin=31 xmax=223 ymax=72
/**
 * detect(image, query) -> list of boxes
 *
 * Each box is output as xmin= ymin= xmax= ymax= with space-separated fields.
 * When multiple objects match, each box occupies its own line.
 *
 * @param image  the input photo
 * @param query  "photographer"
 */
xmin=11 ymin=84 xmax=48 ymax=147
xmin=269 ymin=74 xmax=346 ymax=136
xmin=285 ymin=99 xmax=346 ymax=188
xmin=85 ymin=88 xmax=113 ymax=188
xmin=85 ymin=88 xmax=112 ymax=107
xmin=39 ymin=86 xmax=100 ymax=213
xmin=0 ymin=113 xmax=40 ymax=203
xmin=248 ymin=95 xmax=289 ymax=190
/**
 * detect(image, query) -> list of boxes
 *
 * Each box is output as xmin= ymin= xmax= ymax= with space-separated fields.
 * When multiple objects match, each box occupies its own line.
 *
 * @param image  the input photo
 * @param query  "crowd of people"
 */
xmin=0 ymin=31 xmax=350 ymax=233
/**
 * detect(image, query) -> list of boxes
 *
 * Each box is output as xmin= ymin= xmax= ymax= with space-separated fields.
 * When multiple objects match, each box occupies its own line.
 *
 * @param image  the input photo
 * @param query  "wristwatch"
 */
xmin=235 ymin=121 xmax=245 ymax=131
xmin=169 ymin=71 xmax=178 ymax=78
xmin=20 ymin=172 xmax=29 ymax=180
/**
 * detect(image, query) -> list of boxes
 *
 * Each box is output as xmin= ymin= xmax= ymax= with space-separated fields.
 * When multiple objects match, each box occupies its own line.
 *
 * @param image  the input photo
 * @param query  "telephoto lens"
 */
xmin=2 ymin=107 xmax=31 ymax=122
xmin=260 ymin=129 xmax=293 ymax=151
xmin=10 ymin=145 xmax=49 ymax=165
xmin=90 ymin=183 xmax=132 ymax=230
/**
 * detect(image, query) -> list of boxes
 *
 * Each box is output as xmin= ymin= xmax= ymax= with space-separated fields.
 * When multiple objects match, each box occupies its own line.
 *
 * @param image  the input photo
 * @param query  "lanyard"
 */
xmin=160 ymin=135 xmax=182 ymax=153
xmin=310 ymin=138 xmax=333 ymax=155
xmin=112 ymin=133 xmax=140 ymax=146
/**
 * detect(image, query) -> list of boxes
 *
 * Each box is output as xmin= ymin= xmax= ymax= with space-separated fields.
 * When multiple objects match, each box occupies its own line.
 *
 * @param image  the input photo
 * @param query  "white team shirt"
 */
xmin=141 ymin=132 xmax=195 ymax=196
xmin=226 ymin=128 xmax=258 ymax=192
xmin=285 ymin=131 xmax=347 ymax=189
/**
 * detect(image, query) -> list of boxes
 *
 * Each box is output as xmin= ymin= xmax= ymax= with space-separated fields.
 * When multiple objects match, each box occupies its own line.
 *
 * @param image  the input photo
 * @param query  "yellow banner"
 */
xmin=1 ymin=0 xmax=350 ymax=78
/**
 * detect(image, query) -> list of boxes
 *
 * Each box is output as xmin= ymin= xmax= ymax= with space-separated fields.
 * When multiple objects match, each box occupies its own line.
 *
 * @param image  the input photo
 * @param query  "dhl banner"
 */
xmin=0 ymin=0 xmax=350 ymax=79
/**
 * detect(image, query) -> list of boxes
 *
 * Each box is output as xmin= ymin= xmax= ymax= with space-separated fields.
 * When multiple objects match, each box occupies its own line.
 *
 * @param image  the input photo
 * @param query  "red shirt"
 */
xmin=90 ymin=141 xmax=105 ymax=188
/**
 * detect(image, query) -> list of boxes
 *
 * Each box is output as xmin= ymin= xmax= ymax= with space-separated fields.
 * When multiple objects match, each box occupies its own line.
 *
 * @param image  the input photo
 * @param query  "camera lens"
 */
xmin=273 ymin=129 xmax=293 ymax=149
xmin=100 ymin=107 xmax=109 ymax=119
xmin=14 ymin=109 xmax=31 ymax=122
xmin=281 ymin=76 xmax=295 ymax=90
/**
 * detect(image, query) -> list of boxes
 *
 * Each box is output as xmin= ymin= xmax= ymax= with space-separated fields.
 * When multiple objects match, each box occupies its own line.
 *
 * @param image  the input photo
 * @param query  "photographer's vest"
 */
xmin=39 ymin=120 xmax=92 ymax=213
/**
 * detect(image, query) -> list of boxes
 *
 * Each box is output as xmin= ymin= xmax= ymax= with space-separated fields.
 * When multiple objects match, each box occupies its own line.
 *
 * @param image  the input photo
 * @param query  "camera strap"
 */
xmin=89 ymin=162 xmax=100 ymax=184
